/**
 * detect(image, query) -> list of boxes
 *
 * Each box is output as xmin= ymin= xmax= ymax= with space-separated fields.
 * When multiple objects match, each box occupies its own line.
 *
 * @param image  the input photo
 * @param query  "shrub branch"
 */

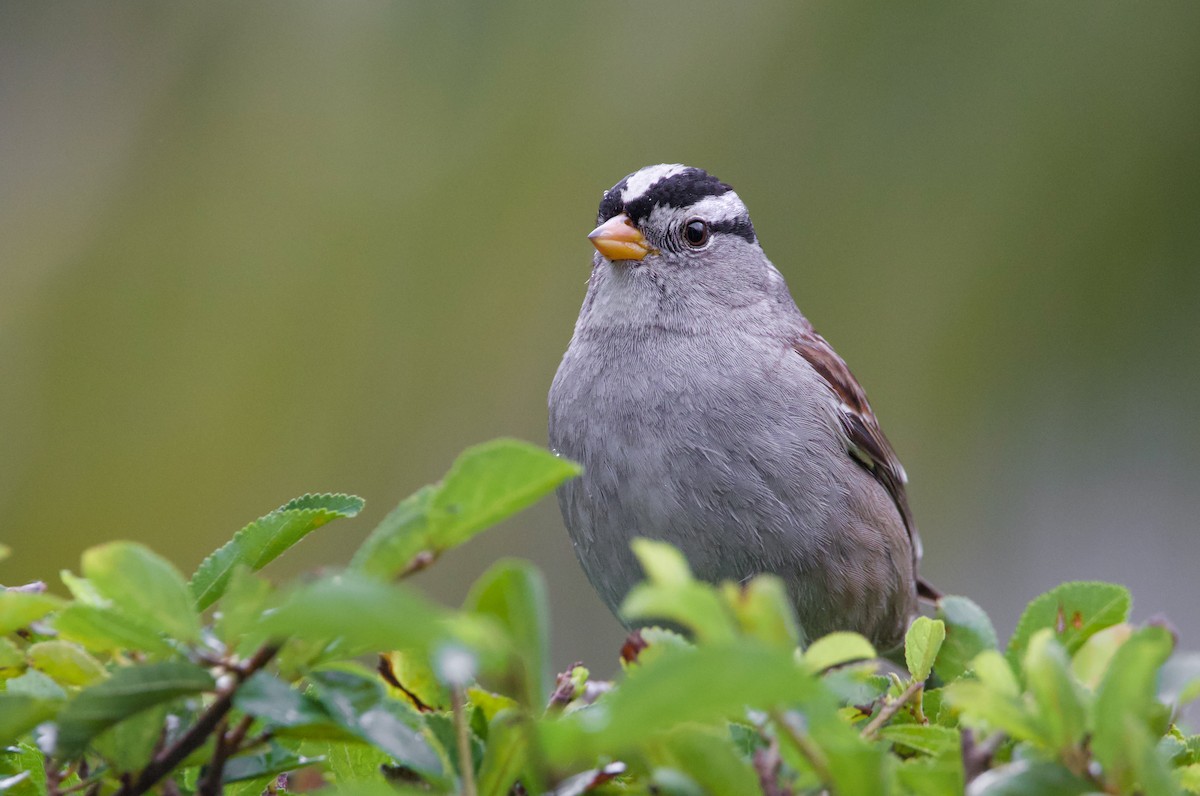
xmin=113 ymin=643 xmax=279 ymax=796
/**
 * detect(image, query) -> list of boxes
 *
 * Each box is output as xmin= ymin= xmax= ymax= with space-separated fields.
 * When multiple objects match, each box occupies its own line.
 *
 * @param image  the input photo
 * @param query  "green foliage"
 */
xmin=1 ymin=439 xmax=1197 ymax=795
xmin=934 ymin=595 xmax=998 ymax=681
xmin=904 ymin=617 xmax=946 ymax=681
xmin=55 ymin=662 xmax=215 ymax=757
xmin=350 ymin=438 xmax=580 ymax=580
xmin=82 ymin=542 xmax=201 ymax=643
xmin=190 ymin=493 xmax=364 ymax=611
xmin=1006 ymin=580 xmax=1132 ymax=666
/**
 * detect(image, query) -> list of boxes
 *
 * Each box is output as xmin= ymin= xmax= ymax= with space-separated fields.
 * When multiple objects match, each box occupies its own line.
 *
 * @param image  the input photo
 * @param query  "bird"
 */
xmin=548 ymin=164 xmax=937 ymax=652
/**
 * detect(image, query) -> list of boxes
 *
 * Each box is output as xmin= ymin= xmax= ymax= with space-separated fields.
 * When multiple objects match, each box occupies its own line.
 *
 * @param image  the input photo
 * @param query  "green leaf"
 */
xmin=258 ymin=573 xmax=450 ymax=659
xmin=0 ymin=743 xmax=47 ymax=796
xmin=82 ymin=542 xmax=200 ymax=643
xmin=620 ymin=539 xmax=737 ymax=645
xmin=468 ymin=686 xmax=519 ymax=723
xmin=213 ymin=566 xmax=273 ymax=654
xmin=382 ymin=650 xmax=451 ymax=712
xmin=54 ymin=661 xmax=215 ymax=757
xmin=1161 ymin=653 xmax=1200 ymax=708
xmin=1092 ymin=625 xmax=1174 ymax=792
xmin=1159 ymin=730 xmax=1190 ymax=766
xmin=349 ymin=486 xmax=436 ymax=579
xmin=1022 ymin=629 xmax=1087 ymax=752
xmin=971 ymin=649 xmax=1021 ymax=697
xmin=427 ymin=439 xmax=581 ymax=548
xmin=935 ymin=595 xmax=998 ymax=682
xmin=880 ymin=724 xmax=961 ymax=757
xmin=655 ymin=724 xmax=761 ymax=795
xmin=0 ymin=638 xmax=24 ymax=677
xmin=352 ymin=440 xmax=580 ymax=579
xmin=1178 ymin=763 xmax=1200 ymax=794
xmin=298 ymin=738 xmax=391 ymax=783
xmin=27 ymin=641 xmax=107 ymax=687
xmin=721 ymin=575 xmax=801 ymax=649
xmin=234 ymin=671 xmax=332 ymax=730
xmin=190 ymin=493 xmax=364 ymax=611
xmin=967 ymin=761 xmax=1093 ymax=795
xmin=1070 ymin=622 xmax=1133 ymax=689
xmin=464 ymin=559 xmax=550 ymax=707
xmin=821 ymin=664 xmax=889 ymax=707
xmin=1007 ymin=581 xmax=1130 ymax=668
xmin=318 ymin=783 xmax=415 ymax=796
xmin=804 ymin=632 xmax=877 ymax=673
xmin=220 ymin=776 xmax=282 ymax=796
xmin=0 ymin=694 xmax=63 ymax=747
xmin=648 ymin=768 xmax=705 ymax=795
xmin=777 ymin=702 xmax=887 ymax=794
xmin=425 ymin=711 xmax=482 ymax=784
xmin=7 ymin=670 xmax=67 ymax=701
xmin=52 ymin=603 xmax=174 ymax=656
xmin=1123 ymin=717 xmax=1181 ymax=796
xmin=905 ymin=617 xmax=946 ymax=681
xmin=476 ymin=711 xmax=529 ymax=796
xmin=894 ymin=755 xmax=964 ymax=796
xmin=539 ymin=642 xmax=820 ymax=766
xmin=307 ymin=669 xmax=450 ymax=787
xmin=59 ymin=571 xmax=104 ymax=605
xmin=635 ymin=539 xmax=693 ymax=586
xmin=91 ymin=704 xmax=168 ymax=774
xmin=946 ymin=659 xmax=1045 ymax=745
xmin=0 ymin=591 xmax=63 ymax=636
xmin=223 ymin=744 xmax=318 ymax=783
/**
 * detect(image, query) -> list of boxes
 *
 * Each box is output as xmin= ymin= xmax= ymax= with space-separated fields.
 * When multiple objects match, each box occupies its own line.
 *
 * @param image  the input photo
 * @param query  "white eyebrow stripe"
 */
xmin=684 ymin=192 xmax=746 ymax=223
xmin=644 ymin=190 xmax=749 ymax=235
xmin=621 ymin=164 xmax=687 ymax=204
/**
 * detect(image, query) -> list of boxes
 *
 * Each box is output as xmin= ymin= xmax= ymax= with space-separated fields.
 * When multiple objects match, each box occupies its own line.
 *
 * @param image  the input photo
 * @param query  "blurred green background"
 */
xmin=3 ymin=3 xmax=1199 ymax=672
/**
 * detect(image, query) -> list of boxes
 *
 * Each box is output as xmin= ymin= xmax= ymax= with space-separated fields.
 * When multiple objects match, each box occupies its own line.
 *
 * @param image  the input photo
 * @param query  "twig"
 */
xmin=115 ymin=643 xmax=279 ymax=796
xmin=961 ymin=728 xmax=1006 ymax=784
xmin=226 ymin=713 xmax=254 ymax=749
xmin=196 ymin=717 xmax=228 ymax=796
xmin=861 ymin=678 xmax=924 ymax=739
xmin=197 ymin=713 xmax=254 ymax=796
xmin=753 ymin=735 xmax=793 ymax=796
xmin=547 ymin=662 xmax=585 ymax=712
xmin=770 ymin=708 xmax=832 ymax=785
xmin=451 ymin=685 xmax=477 ymax=796
xmin=398 ymin=550 xmax=437 ymax=579
xmin=45 ymin=757 xmax=63 ymax=796
xmin=57 ymin=774 xmax=108 ymax=796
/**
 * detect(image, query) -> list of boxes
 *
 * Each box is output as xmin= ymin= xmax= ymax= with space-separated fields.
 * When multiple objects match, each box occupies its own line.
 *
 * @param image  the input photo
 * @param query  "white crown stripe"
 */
xmin=620 ymin=164 xmax=688 ymax=204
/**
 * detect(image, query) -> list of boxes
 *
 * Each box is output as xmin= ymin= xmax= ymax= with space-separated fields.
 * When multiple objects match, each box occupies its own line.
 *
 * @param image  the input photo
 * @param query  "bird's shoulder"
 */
xmin=787 ymin=322 xmax=923 ymax=566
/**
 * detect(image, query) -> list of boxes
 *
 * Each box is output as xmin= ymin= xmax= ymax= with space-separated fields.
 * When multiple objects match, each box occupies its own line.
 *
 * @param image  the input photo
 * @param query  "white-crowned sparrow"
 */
xmin=548 ymin=164 xmax=937 ymax=650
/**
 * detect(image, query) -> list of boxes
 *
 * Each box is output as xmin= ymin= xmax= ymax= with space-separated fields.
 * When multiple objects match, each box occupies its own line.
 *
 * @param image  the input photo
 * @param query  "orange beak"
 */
xmin=588 ymin=213 xmax=652 ymax=261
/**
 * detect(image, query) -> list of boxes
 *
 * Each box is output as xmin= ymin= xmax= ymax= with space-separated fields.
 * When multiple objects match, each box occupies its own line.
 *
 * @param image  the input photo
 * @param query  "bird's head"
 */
xmin=581 ymin=164 xmax=786 ymax=331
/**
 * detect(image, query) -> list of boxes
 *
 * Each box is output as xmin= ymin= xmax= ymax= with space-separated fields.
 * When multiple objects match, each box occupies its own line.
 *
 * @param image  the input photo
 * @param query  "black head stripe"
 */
xmin=596 ymin=167 xmax=734 ymax=224
xmin=709 ymin=215 xmax=757 ymax=244
xmin=597 ymin=179 xmax=629 ymax=223
xmin=624 ymin=168 xmax=732 ymax=223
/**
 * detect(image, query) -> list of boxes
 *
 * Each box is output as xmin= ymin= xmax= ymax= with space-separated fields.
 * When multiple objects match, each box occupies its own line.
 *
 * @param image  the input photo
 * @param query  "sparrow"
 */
xmin=548 ymin=164 xmax=935 ymax=651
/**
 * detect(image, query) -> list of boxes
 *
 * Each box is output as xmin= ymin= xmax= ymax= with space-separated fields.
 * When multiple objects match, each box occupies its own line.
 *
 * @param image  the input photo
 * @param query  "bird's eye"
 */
xmin=683 ymin=219 xmax=709 ymax=248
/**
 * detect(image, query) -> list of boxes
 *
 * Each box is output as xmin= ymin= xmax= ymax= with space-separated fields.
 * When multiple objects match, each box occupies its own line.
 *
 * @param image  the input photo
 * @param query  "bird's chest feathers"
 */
xmin=559 ymin=326 xmax=766 ymax=464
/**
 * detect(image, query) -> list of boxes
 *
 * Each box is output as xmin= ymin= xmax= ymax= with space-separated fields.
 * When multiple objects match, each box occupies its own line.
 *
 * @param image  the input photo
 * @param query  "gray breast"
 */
xmin=549 ymin=325 xmax=866 ymax=627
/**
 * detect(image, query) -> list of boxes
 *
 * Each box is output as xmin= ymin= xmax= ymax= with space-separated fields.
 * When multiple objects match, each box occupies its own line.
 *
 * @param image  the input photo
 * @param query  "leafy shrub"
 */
xmin=1 ymin=438 xmax=1198 ymax=795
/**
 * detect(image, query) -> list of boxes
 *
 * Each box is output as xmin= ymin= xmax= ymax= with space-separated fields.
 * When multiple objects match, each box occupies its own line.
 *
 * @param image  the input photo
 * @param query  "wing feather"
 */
xmin=791 ymin=328 xmax=940 ymax=600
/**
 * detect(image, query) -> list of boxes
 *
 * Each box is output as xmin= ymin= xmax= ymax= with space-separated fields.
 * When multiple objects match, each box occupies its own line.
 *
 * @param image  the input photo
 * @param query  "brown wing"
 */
xmin=792 ymin=328 xmax=941 ymax=601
